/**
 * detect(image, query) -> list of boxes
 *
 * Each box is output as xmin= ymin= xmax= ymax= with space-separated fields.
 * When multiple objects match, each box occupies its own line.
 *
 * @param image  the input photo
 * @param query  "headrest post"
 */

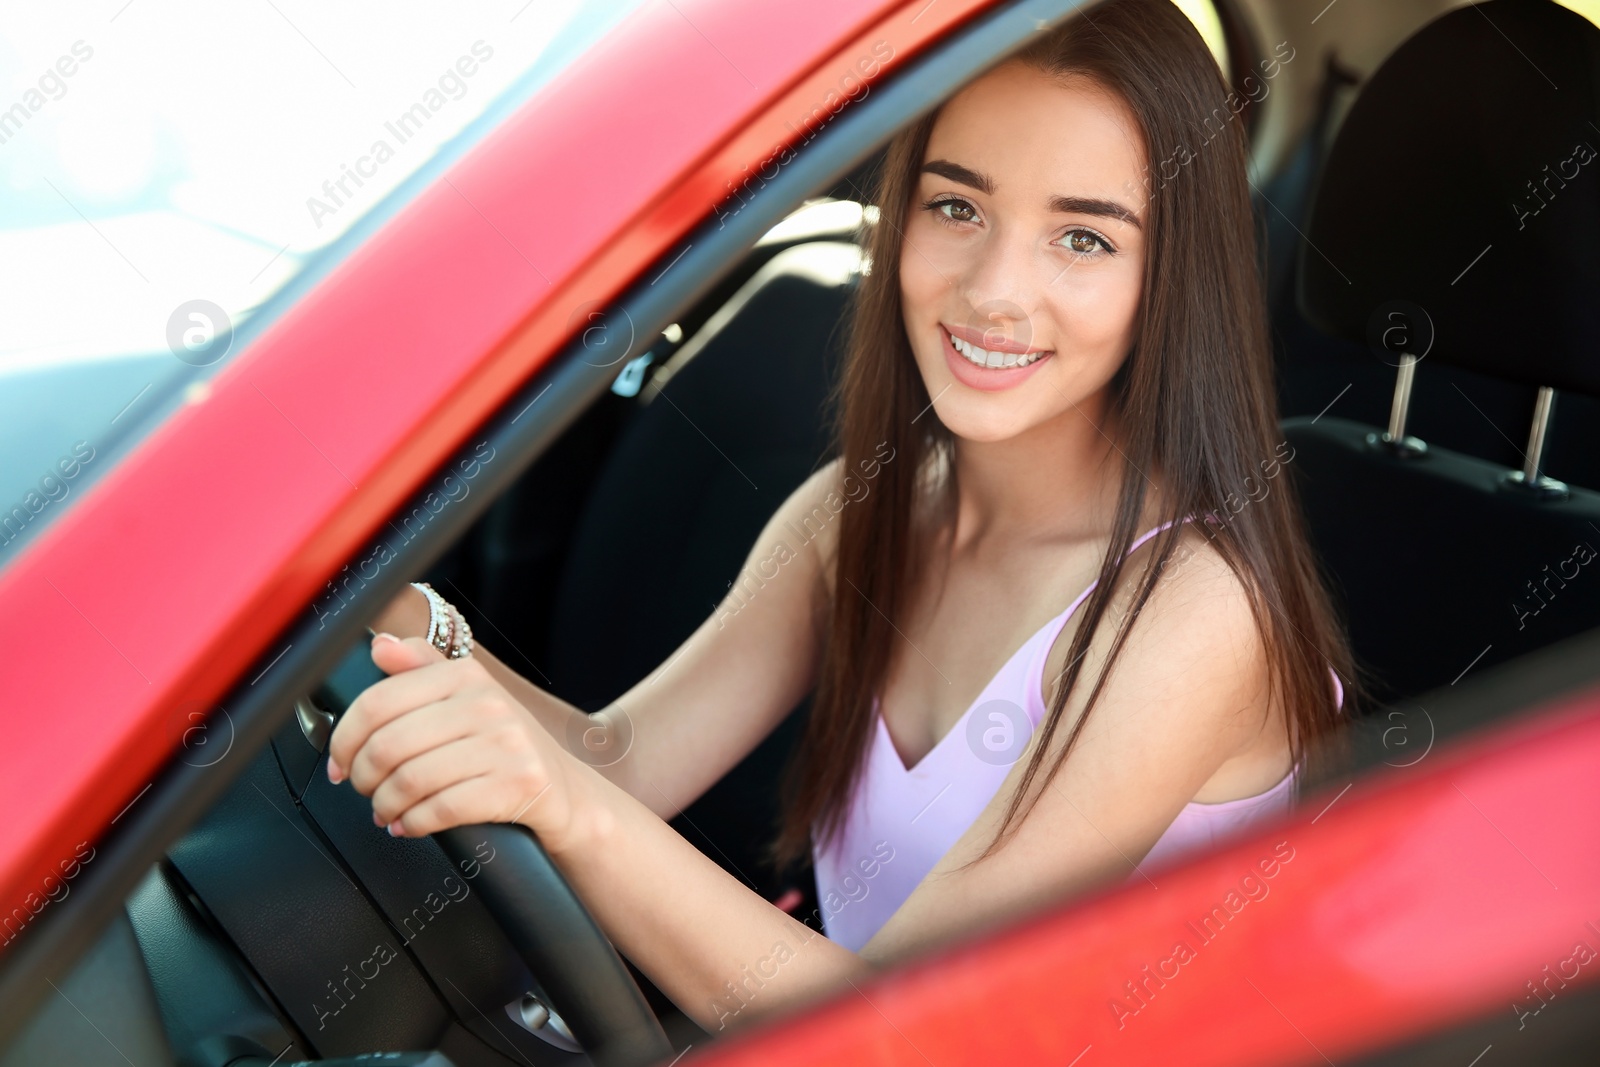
xmin=1387 ymin=353 xmax=1417 ymax=441
xmin=1523 ymin=385 xmax=1555 ymax=483
xmin=1368 ymin=352 xmax=1427 ymax=457
xmin=1500 ymin=385 xmax=1568 ymax=500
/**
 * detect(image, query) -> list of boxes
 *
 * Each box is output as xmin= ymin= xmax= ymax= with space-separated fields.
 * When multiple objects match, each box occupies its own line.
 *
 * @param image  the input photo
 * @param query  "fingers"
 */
xmin=368 ymin=736 xmax=495 ymax=829
xmin=369 ymin=728 xmax=554 ymax=837
xmin=386 ymin=776 xmax=542 ymax=838
xmin=346 ymin=697 xmax=483 ymax=796
xmin=327 ymin=643 xmax=486 ymax=782
xmin=371 ymin=632 xmax=442 ymax=676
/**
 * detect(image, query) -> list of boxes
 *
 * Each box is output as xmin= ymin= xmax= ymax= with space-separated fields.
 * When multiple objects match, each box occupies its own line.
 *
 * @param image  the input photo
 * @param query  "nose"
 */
xmin=959 ymin=226 xmax=1042 ymax=350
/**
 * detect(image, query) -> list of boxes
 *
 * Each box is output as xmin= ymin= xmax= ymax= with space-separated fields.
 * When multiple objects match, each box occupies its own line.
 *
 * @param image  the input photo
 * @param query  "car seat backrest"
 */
xmin=543 ymin=240 xmax=862 ymax=901
xmin=547 ymin=240 xmax=862 ymax=710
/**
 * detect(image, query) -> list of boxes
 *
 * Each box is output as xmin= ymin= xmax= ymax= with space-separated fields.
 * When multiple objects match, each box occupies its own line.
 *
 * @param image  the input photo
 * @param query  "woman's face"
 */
xmin=899 ymin=61 xmax=1148 ymax=443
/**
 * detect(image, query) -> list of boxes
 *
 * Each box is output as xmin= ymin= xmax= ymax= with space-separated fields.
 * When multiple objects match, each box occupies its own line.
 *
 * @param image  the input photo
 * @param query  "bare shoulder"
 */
xmin=1147 ymin=521 xmax=1259 ymax=622
xmin=1123 ymin=520 xmax=1268 ymax=706
xmin=1043 ymin=519 xmax=1271 ymax=749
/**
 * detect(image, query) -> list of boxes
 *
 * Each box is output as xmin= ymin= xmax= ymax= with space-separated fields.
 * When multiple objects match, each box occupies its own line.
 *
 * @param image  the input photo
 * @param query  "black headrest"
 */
xmin=1299 ymin=0 xmax=1600 ymax=398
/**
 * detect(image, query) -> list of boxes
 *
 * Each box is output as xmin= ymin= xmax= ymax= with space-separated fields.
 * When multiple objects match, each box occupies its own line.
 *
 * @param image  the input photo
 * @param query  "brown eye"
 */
xmin=925 ymin=196 xmax=977 ymax=224
xmin=1064 ymin=229 xmax=1103 ymax=254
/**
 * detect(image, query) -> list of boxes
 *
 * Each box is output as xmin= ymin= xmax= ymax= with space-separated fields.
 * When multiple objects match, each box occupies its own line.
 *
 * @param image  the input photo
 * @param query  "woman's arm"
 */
xmin=367 ymin=460 xmax=848 ymax=819
xmin=326 ymin=524 xmax=1275 ymax=1031
xmin=563 ymin=754 xmax=873 ymax=1033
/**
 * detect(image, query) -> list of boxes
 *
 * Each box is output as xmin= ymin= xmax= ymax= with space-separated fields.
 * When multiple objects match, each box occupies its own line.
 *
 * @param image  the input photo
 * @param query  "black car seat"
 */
xmin=1291 ymin=0 xmax=1600 ymax=707
xmin=544 ymin=239 xmax=863 ymax=905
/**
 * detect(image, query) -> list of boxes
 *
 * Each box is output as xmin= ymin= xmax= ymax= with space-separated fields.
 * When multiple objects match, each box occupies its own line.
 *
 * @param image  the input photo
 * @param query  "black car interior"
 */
xmin=7 ymin=2 xmax=1600 ymax=1066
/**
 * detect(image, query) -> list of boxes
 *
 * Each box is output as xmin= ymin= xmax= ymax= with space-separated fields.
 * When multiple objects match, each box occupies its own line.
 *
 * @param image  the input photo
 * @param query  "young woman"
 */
xmin=330 ymin=0 xmax=1355 ymax=1033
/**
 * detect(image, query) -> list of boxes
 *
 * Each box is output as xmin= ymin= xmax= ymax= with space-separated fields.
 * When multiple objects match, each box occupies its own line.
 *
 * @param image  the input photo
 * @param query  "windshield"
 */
xmin=0 ymin=0 xmax=649 ymax=567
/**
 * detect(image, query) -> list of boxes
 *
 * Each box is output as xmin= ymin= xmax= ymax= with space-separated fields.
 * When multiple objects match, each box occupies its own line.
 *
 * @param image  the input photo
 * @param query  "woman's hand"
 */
xmin=325 ymin=633 xmax=594 ymax=854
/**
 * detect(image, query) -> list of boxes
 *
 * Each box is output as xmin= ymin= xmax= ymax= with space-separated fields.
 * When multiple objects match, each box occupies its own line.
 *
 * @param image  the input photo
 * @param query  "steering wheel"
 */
xmin=313 ymin=643 xmax=675 ymax=1067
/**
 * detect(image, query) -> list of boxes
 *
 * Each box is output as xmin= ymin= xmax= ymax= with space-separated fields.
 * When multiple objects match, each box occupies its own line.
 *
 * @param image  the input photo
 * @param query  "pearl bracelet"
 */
xmin=412 ymin=582 xmax=454 ymax=657
xmin=444 ymin=600 xmax=474 ymax=659
xmin=410 ymin=581 xmax=474 ymax=658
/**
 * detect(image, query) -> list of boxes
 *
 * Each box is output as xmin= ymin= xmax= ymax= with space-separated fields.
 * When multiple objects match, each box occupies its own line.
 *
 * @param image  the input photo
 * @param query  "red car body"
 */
xmin=3 ymin=0 xmax=1597 ymax=1063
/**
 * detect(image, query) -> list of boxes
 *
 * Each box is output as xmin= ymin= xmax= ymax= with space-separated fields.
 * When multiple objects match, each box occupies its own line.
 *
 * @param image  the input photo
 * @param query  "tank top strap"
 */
xmin=1053 ymin=513 xmax=1196 ymax=631
xmin=1124 ymin=514 xmax=1194 ymax=556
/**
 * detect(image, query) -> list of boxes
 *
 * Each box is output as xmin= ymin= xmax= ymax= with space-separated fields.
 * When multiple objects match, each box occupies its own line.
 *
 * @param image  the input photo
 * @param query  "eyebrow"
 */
xmin=920 ymin=158 xmax=1143 ymax=229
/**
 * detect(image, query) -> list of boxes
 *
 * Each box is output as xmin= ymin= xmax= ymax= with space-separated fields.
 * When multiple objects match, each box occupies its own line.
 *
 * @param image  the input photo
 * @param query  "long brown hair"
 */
xmin=771 ymin=0 xmax=1359 ymax=871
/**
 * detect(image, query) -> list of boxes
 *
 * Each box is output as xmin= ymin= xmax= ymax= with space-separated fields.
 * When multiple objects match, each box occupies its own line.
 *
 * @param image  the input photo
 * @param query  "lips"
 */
xmin=944 ymin=322 xmax=1051 ymax=363
xmin=940 ymin=324 xmax=1053 ymax=393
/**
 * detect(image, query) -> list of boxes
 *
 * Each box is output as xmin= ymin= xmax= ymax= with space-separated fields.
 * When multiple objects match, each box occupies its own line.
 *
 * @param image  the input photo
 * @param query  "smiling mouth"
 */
xmin=943 ymin=326 xmax=1052 ymax=369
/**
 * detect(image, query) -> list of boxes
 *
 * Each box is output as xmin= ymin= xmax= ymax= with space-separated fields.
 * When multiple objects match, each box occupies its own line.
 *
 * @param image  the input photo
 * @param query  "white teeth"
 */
xmin=947 ymin=329 xmax=1046 ymax=369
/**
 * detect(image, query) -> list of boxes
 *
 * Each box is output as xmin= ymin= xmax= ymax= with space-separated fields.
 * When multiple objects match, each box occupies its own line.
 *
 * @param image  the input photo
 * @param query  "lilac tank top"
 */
xmin=810 ymin=516 xmax=1345 ymax=952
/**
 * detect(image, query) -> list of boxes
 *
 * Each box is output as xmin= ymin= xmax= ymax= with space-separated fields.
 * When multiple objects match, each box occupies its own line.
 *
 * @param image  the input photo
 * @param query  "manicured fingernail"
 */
xmin=372 ymin=631 xmax=400 ymax=646
xmin=326 ymin=759 xmax=344 ymax=784
xmin=387 ymin=821 xmax=405 ymax=837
